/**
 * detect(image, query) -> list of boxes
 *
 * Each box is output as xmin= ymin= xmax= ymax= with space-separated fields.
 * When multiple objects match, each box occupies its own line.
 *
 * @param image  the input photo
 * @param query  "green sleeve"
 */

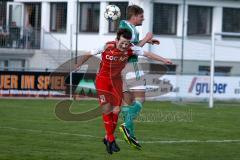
xmin=119 ymin=20 xmax=128 ymax=29
xmin=119 ymin=20 xmax=139 ymax=62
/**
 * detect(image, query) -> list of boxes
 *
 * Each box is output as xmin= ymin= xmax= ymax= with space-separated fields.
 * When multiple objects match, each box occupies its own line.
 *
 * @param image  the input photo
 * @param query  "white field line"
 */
xmin=1 ymin=126 xmax=240 ymax=144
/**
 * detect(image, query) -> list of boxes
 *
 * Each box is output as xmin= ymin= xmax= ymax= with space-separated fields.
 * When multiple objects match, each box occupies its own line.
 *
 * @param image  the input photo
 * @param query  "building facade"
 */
xmin=0 ymin=0 xmax=240 ymax=75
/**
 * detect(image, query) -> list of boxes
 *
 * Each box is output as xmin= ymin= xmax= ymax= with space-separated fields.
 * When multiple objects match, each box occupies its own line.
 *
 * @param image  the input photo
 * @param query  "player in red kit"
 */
xmin=94 ymin=29 xmax=144 ymax=154
xmin=75 ymin=29 xmax=172 ymax=154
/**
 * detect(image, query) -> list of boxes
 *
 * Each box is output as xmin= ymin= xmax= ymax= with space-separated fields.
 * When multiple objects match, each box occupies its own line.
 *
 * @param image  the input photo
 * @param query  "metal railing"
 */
xmin=0 ymin=26 xmax=41 ymax=49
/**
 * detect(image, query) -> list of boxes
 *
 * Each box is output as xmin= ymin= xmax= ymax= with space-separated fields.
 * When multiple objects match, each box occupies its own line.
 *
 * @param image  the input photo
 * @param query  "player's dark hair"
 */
xmin=126 ymin=5 xmax=144 ymax=20
xmin=116 ymin=28 xmax=132 ymax=40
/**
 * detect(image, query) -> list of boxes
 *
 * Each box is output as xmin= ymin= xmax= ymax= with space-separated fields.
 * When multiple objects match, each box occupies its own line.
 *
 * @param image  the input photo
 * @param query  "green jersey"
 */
xmin=119 ymin=20 xmax=140 ymax=45
xmin=119 ymin=20 xmax=139 ymax=62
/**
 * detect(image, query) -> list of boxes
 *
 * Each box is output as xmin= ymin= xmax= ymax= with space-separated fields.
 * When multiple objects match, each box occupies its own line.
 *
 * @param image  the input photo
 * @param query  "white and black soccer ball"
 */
xmin=104 ymin=5 xmax=121 ymax=21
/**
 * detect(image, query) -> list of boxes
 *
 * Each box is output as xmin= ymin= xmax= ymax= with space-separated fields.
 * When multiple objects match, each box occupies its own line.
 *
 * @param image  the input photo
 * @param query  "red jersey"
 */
xmin=97 ymin=41 xmax=134 ymax=78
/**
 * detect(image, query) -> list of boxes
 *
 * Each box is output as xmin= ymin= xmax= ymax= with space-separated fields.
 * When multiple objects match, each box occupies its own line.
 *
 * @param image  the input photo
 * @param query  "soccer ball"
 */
xmin=104 ymin=5 xmax=121 ymax=21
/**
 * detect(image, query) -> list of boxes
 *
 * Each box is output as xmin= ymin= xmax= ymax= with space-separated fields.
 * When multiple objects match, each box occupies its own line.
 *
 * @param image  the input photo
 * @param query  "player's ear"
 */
xmin=132 ymin=15 xmax=137 ymax=21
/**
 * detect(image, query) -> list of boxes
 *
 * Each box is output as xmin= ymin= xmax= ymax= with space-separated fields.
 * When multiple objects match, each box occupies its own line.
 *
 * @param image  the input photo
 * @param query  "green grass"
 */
xmin=0 ymin=99 xmax=240 ymax=160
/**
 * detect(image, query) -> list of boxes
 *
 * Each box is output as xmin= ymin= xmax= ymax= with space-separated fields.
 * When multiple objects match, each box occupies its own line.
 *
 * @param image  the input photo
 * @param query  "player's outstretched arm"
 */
xmin=138 ymin=32 xmax=153 ymax=47
xmin=138 ymin=32 xmax=160 ymax=47
xmin=75 ymin=45 xmax=105 ymax=69
xmin=143 ymin=51 xmax=172 ymax=64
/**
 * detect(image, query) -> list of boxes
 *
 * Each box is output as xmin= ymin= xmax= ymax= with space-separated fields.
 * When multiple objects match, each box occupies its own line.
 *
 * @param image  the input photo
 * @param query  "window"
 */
xmin=187 ymin=6 xmax=212 ymax=36
xmin=108 ymin=2 xmax=128 ymax=32
xmin=153 ymin=3 xmax=178 ymax=35
xmin=0 ymin=1 xmax=13 ymax=30
xmin=198 ymin=66 xmax=210 ymax=75
xmin=149 ymin=63 xmax=176 ymax=74
xmin=8 ymin=60 xmax=25 ymax=71
xmin=166 ymin=64 xmax=176 ymax=74
xmin=223 ymin=8 xmax=240 ymax=33
xmin=24 ymin=3 xmax=42 ymax=49
xmin=50 ymin=3 xmax=67 ymax=33
xmin=0 ymin=60 xmax=5 ymax=70
xmin=0 ymin=60 xmax=8 ymax=70
xmin=198 ymin=66 xmax=231 ymax=76
xmin=0 ymin=1 xmax=6 ymax=30
xmin=79 ymin=3 xmax=100 ymax=32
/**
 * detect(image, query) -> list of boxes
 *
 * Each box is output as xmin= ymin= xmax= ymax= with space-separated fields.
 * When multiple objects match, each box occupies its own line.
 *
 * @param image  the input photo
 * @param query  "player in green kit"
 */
xmin=119 ymin=5 xmax=160 ymax=150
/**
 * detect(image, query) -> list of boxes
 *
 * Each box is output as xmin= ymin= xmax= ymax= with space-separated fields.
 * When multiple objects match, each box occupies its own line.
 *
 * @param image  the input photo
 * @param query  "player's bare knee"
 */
xmin=101 ymin=103 xmax=112 ymax=114
xmin=133 ymin=90 xmax=145 ymax=103
xmin=113 ymin=106 xmax=120 ymax=114
xmin=122 ymin=91 xmax=134 ymax=105
xmin=135 ymin=96 xmax=145 ymax=103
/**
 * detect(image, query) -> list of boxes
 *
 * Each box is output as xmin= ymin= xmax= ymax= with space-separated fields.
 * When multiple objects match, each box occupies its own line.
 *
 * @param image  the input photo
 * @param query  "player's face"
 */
xmin=116 ymin=36 xmax=131 ymax=52
xmin=134 ymin=13 xmax=144 ymax=26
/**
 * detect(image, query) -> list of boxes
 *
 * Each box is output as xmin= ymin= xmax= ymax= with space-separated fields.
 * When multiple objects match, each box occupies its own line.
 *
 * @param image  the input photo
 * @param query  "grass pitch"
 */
xmin=0 ymin=99 xmax=240 ymax=160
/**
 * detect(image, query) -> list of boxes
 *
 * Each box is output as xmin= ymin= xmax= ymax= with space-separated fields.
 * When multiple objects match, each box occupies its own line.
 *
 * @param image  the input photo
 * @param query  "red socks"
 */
xmin=102 ymin=112 xmax=119 ymax=142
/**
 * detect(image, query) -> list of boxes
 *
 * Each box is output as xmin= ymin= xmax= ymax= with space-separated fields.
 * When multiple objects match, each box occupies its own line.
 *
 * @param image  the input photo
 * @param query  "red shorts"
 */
xmin=95 ymin=76 xmax=123 ymax=106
